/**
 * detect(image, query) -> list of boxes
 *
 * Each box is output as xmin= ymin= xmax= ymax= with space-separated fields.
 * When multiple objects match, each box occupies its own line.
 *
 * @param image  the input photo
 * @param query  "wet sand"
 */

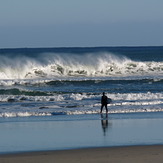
xmin=0 ymin=145 xmax=163 ymax=163
xmin=1 ymin=113 xmax=163 ymax=154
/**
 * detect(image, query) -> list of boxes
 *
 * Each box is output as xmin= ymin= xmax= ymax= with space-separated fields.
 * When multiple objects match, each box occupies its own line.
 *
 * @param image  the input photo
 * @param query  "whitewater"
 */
xmin=0 ymin=47 xmax=162 ymax=117
xmin=0 ymin=52 xmax=162 ymax=80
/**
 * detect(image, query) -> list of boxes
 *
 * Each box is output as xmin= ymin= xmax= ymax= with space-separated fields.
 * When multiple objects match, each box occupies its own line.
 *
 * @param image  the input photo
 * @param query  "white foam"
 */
xmin=0 ymin=91 xmax=162 ymax=117
xmin=0 ymin=112 xmax=51 ymax=118
xmin=0 ymin=92 xmax=162 ymax=103
xmin=1 ymin=107 xmax=163 ymax=118
xmin=0 ymin=52 xmax=162 ymax=79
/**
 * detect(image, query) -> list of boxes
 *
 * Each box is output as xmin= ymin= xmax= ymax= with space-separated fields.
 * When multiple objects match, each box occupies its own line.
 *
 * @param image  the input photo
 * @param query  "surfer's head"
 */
xmin=103 ymin=92 xmax=105 ymax=95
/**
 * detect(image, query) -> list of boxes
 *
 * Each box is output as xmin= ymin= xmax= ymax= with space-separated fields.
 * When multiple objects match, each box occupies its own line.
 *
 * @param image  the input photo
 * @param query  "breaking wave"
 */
xmin=0 ymin=52 xmax=162 ymax=79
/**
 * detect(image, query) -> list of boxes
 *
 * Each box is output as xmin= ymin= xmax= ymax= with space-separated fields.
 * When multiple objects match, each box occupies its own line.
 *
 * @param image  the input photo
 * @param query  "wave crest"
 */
xmin=0 ymin=52 xmax=162 ymax=79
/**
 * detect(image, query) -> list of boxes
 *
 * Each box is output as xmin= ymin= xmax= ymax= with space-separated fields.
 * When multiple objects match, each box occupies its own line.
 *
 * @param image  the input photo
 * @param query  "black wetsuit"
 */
xmin=100 ymin=95 xmax=108 ymax=113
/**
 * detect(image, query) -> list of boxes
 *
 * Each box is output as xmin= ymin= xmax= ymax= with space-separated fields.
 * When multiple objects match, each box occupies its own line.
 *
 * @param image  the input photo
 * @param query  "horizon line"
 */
xmin=0 ymin=45 xmax=163 ymax=50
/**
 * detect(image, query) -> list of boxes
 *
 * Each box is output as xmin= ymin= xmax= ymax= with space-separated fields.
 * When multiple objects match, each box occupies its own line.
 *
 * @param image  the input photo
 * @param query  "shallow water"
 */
xmin=0 ymin=112 xmax=163 ymax=154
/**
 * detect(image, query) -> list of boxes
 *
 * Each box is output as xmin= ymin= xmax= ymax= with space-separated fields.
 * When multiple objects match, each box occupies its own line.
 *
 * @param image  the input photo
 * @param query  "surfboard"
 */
xmin=107 ymin=98 xmax=112 ymax=104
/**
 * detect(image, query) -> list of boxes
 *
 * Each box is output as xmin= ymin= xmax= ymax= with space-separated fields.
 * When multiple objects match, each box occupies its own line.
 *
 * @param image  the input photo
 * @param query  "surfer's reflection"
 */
xmin=101 ymin=114 xmax=110 ymax=136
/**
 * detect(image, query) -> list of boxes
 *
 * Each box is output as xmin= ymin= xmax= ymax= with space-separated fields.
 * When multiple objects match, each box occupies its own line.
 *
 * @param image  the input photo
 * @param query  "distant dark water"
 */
xmin=0 ymin=46 xmax=163 ymax=61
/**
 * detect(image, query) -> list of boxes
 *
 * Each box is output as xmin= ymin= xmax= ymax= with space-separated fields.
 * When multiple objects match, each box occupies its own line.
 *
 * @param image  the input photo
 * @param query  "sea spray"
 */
xmin=0 ymin=52 xmax=162 ymax=79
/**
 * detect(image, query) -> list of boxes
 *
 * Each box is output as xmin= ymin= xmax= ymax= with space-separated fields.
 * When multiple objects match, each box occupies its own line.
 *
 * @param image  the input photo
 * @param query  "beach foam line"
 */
xmin=1 ymin=108 xmax=163 ymax=118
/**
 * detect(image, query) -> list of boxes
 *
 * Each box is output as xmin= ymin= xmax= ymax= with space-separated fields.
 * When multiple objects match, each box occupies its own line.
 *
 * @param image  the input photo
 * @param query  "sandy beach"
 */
xmin=0 ymin=145 xmax=163 ymax=163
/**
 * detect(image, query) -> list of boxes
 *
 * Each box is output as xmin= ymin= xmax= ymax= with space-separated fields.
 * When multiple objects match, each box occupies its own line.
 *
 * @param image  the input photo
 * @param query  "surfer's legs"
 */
xmin=105 ymin=104 xmax=108 ymax=113
xmin=100 ymin=104 xmax=108 ymax=113
xmin=100 ymin=104 xmax=104 ymax=113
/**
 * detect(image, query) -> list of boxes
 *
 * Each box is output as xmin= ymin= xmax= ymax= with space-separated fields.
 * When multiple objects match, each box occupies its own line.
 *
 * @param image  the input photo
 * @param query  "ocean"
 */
xmin=0 ymin=46 xmax=163 ymax=153
xmin=0 ymin=46 xmax=162 ymax=117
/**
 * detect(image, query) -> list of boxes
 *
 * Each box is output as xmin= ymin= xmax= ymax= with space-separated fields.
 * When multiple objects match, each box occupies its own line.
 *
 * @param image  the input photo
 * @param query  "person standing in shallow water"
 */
xmin=100 ymin=92 xmax=108 ymax=113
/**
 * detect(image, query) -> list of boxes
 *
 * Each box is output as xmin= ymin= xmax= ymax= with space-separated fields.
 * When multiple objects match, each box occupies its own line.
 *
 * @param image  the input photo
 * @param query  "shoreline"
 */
xmin=0 ymin=145 xmax=163 ymax=163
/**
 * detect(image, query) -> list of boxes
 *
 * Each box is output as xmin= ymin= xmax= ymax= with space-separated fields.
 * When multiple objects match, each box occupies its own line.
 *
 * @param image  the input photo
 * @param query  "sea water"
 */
xmin=0 ymin=47 xmax=163 ymax=153
xmin=0 ymin=46 xmax=162 ymax=117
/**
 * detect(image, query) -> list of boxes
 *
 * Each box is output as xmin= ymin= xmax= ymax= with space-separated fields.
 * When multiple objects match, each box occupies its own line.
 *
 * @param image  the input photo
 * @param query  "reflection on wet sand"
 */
xmin=101 ymin=114 xmax=111 ymax=136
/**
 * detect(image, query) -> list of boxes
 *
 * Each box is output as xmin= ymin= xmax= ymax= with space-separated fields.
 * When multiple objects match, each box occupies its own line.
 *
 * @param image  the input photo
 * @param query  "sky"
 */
xmin=0 ymin=0 xmax=163 ymax=48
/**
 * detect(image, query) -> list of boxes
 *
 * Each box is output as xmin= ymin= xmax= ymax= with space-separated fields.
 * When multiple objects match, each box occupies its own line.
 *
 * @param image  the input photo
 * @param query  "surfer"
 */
xmin=100 ymin=92 xmax=108 ymax=113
